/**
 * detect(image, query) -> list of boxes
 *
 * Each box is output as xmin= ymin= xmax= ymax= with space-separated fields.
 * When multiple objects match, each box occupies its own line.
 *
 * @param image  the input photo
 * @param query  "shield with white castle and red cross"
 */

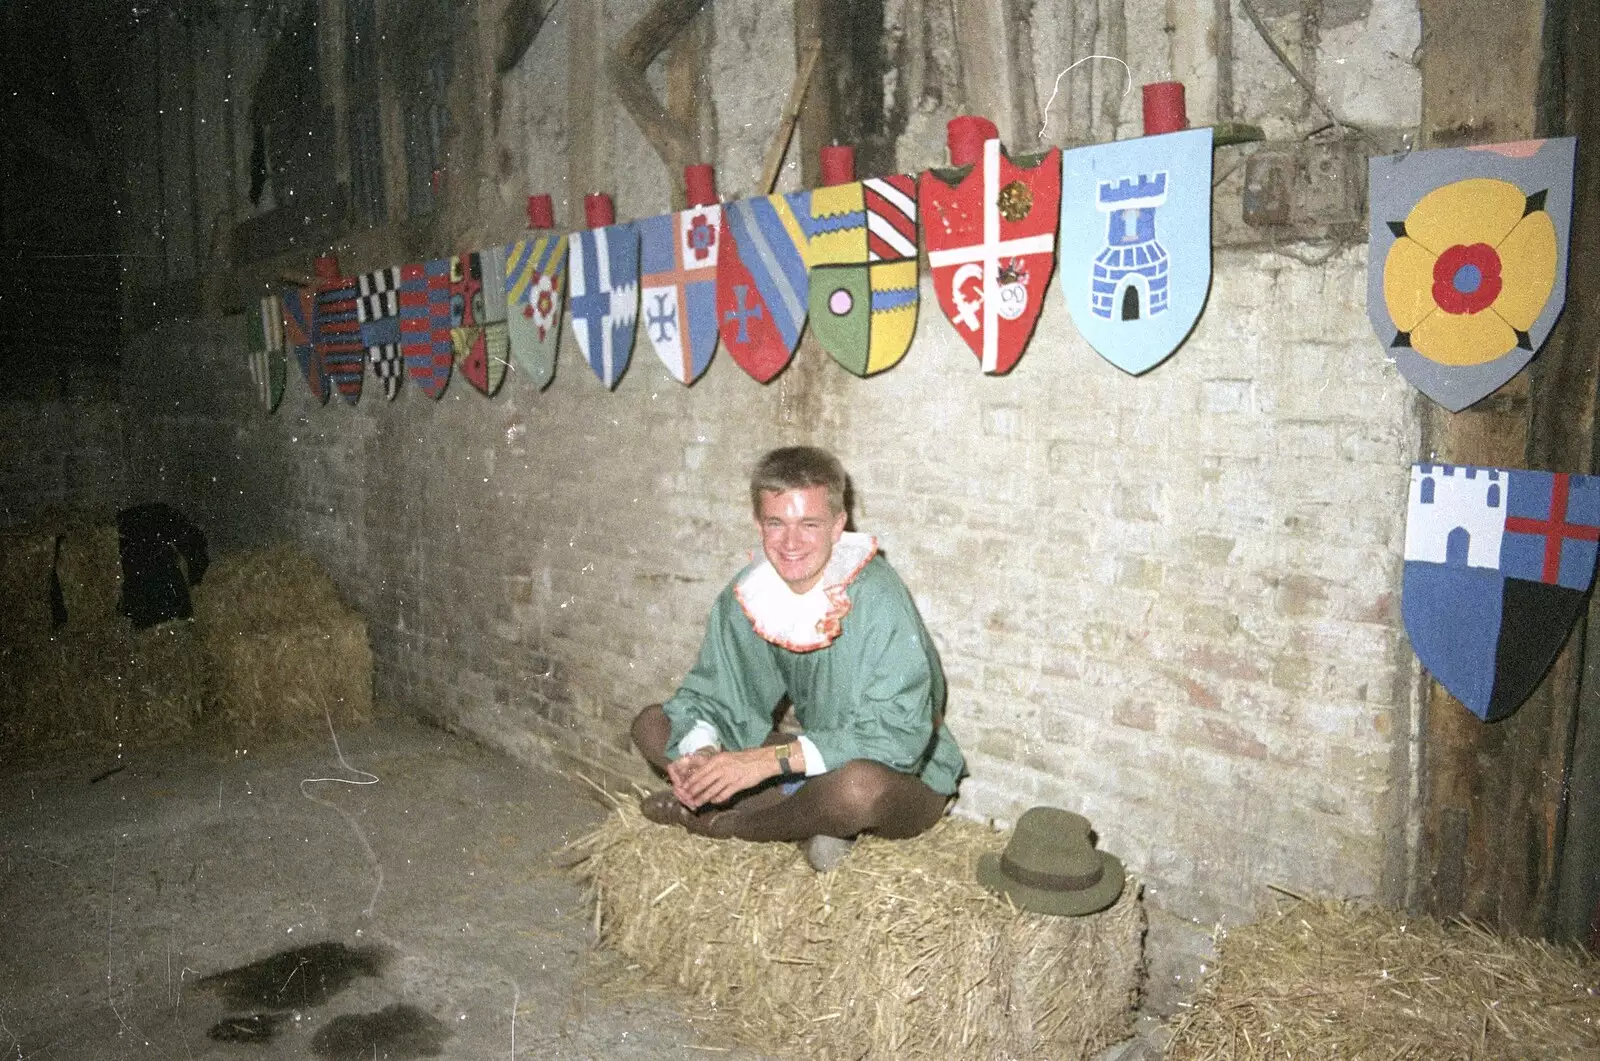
xmin=921 ymin=126 xmax=1060 ymax=376
xmin=1403 ymin=463 xmax=1600 ymax=721
xmin=638 ymin=202 xmax=721 ymax=385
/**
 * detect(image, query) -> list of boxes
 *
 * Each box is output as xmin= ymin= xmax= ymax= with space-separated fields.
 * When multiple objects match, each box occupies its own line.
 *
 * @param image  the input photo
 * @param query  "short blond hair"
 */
xmin=750 ymin=447 xmax=847 ymax=517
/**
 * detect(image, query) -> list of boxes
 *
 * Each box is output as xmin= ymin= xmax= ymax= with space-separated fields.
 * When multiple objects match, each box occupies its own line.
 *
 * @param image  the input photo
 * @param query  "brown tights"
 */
xmin=630 ymin=704 xmax=949 ymax=843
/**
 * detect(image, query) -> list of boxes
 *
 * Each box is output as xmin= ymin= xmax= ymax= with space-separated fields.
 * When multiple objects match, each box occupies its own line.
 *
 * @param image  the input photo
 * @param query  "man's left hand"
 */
xmin=678 ymin=747 xmax=779 ymax=809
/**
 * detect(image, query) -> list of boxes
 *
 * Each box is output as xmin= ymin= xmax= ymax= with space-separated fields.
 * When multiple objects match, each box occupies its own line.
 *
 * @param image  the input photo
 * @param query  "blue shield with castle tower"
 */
xmin=1402 ymin=463 xmax=1600 ymax=721
xmin=1057 ymin=127 xmax=1212 ymax=375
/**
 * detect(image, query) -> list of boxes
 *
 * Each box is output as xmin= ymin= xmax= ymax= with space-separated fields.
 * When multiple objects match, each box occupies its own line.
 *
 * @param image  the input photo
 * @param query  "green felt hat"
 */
xmin=976 ymin=807 xmax=1125 ymax=917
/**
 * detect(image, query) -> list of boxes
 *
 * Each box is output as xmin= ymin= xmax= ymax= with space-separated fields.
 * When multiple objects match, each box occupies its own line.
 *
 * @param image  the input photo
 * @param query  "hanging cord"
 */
xmin=1038 ymin=55 xmax=1134 ymax=142
xmin=299 ymin=704 xmax=384 ymax=918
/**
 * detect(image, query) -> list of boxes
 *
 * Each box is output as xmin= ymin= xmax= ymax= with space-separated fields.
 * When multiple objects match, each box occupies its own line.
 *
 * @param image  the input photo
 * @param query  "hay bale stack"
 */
xmin=54 ymin=522 xmax=122 ymax=628
xmin=0 ymin=620 xmax=206 ymax=752
xmin=193 ymin=546 xmax=373 ymax=744
xmin=569 ymin=802 xmax=1144 ymax=1060
xmin=0 ymin=534 xmax=57 ymax=644
xmin=1166 ymin=899 xmax=1600 ymax=1059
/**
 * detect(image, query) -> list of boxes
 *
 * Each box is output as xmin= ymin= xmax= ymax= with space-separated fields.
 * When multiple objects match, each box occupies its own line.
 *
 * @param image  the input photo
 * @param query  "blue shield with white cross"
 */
xmin=1057 ymin=127 xmax=1213 ymax=376
xmin=1402 ymin=463 xmax=1600 ymax=721
xmin=568 ymin=223 xmax=640 ymax=389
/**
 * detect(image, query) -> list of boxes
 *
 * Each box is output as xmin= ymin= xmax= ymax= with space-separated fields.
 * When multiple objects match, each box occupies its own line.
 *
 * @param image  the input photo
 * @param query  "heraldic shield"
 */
xmin=921 ymin=139 xmax=1060 ymax=375
xmin=1403 ymin=463 xmax=1600 ymax=721
xmin=1369 ymin=138 xmax=1575 ymax=412
xmin=718 ymin=191 xmax=812 ymax=383
xmin=1058 ymin=127 xmax=1213 ymax=375
xmin=504 ymin=232 xmax=566 ymax=390
xmin=638 ymin=204 xmax=721 ymax=385
xmin=569 ymin=223 xmax=640 ymax=389
xmin=282 ymin=286 xmax=328 ymax=405
xmin=247 ymin=293 xmax=287 ymax=414
xmin=357 ymin=266 xmax=404 ymax=400
xmin=399 ymin=259 xmax=454 ymax=399
xmin=315 ymin=275 xmax=365 ymax=405
xmin=453 ymin=250 xmax=510 ymax=398
xmin=808 ymin=175 xmax=920 ymax=377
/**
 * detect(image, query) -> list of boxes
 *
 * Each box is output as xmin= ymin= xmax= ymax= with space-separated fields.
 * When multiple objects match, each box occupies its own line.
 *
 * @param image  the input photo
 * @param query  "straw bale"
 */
xmin=194 ymin=547 xmax=373 ymax=745
xmin=54 ymin=523 xmax=122 ymax=628
xmin=0 ymin=534 xmax=57 ymax=645
xmin=1166 ymin=899 xmax=1600 ymax=1060
xmin=0 ymin=619 xmax=206 ymax=753
xmin=568 ymin=801 xmax=1144 ymax=1061
xmin=203 ymin=623 xmax=373 ymax=744
xmin=192 ymin=545 xmax=352 ymax=634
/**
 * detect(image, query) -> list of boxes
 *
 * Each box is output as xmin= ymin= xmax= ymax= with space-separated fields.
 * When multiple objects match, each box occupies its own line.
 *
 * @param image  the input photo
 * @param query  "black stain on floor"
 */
xmin=311 ymin=1004 xmax=449 ymax=1060
xmin=197 ymin=940 xmax=387 ymax=1010
xmin=207 ymin=1012 xmax=289 ymax=1044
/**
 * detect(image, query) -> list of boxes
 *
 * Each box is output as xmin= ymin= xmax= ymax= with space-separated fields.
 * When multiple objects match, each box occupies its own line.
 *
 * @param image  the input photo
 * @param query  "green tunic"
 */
xmin=662 ymin=555 xmax=966 ymax=796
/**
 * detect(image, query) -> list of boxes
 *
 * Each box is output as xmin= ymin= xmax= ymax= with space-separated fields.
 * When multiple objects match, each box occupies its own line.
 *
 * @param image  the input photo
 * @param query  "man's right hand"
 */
xmin=666 ymin=746 xmax=718 ymax=806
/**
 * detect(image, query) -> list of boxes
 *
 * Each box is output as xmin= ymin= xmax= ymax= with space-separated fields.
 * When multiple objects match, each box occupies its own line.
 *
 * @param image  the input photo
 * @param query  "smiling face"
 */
xmin=757 ymin=485 xmax=847 ymax=594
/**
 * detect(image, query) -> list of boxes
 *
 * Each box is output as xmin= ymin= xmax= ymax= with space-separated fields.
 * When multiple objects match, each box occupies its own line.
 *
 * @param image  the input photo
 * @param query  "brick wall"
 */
xmin=111 ymin=0 xmax=1433 ymax=1013
xmin=0 ymin=399 xmax=127 ymax=530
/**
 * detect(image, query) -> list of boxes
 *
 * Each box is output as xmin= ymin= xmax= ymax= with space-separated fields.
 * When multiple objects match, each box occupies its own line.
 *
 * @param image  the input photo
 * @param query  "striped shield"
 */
xmin=281 ymin=286 xmax=328 ymax=404
xmin=357 ymin=266 xmax=403 ymax=400
xmin=808 ymin=174 xmax=920 ymax=377
xmin=315 ymin=276 xmax=365 ymax=404
xmin=399 ymin=259 xmax=454 ymax=399
xmin=568 ymin=223 xmax=640 ymax=389
xmin=921 ymin=139 xmax=1061 ymax=375
xmin=638 ymin=204 xmax=721 ymax=385
xmin=716 ymin=192 xmax=812 ymax=383
xmin=246 ymin=293 xmax=287 ymax=413
xmin=503 ymin=233 xmax=567 ymax=390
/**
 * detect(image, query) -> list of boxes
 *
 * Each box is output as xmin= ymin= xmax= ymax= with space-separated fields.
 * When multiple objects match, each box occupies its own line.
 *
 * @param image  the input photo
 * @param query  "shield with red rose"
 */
xmin=1368 ymin=138 xmax=1575 ymax=411
xmin=921 ymin=140 xmax=1061 ymax=375
xmin=504 ymin=233 xmax=566 ymax=390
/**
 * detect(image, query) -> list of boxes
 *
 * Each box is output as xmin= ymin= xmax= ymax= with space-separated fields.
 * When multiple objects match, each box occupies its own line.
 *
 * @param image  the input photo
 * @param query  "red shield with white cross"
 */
xmin=921 ymin=140 xmax=1061 ymax=375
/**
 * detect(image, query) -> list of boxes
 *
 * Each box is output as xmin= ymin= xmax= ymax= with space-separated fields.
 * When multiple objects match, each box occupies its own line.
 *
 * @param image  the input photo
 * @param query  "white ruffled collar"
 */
xmin=734 ymin=532 xmax=877 ymax=651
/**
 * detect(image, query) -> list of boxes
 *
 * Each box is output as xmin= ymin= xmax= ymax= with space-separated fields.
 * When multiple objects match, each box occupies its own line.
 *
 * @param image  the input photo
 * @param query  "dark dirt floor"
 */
xmin=0 ymin=716 xmax=775 ymax=1060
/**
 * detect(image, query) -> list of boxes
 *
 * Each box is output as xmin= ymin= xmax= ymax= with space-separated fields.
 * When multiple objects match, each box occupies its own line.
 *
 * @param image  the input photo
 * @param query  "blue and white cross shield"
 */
xmin=638 ymin=205 xmax=720 ymax=384
xmin=568 ymin=224 xmax=640 ymax=389
xmin=1402 ymin=463 xmax=1600 ymax=721
xmin=1058 ymin=127 xmax=1213 ymax=375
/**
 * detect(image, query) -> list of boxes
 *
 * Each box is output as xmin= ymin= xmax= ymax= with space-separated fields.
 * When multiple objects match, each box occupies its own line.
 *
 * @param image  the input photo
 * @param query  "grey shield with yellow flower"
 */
xmin=1368 ymin=137 xmax=1575 ymax=412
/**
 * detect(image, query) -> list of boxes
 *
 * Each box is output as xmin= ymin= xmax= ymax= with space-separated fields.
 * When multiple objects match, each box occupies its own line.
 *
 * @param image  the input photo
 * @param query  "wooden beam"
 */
xmin=1413 ymin=0 xmax=1597 ymax=940
xmin=609 ymin=0 xmax=709 ymax=206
